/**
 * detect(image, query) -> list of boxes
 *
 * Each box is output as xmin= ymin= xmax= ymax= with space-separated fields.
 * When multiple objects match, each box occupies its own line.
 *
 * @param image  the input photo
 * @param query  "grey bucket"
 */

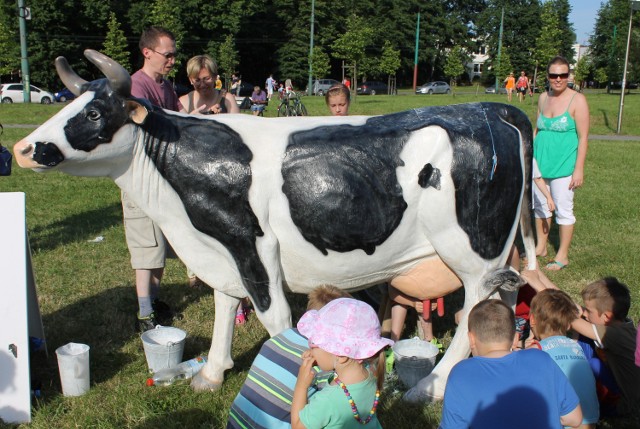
xmin=392 ymin=337 xmax=438 ymax=388
xmin=140 ymin=326 xmax=186 ymax=373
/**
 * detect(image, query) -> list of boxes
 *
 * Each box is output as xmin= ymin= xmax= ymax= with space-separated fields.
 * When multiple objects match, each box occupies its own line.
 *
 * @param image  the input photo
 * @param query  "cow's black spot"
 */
xmin=138 ymin=112 xmax=271 ymax=311
xmin=282 ymin=124 xmax=408 ymax=255
xmin=418 ymin=163 xmax=441 ymax=189
xmin=64 ymin=79 xmax=129 ymax=152
xmin=402 ymin=103 xmax=529 ymax=260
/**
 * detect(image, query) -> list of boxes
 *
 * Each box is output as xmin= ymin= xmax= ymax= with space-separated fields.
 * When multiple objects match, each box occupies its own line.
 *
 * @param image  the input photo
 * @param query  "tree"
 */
xmin=532 ymin=1 xmax=563 ymax=88
xmin=217 ymin=35 xmax=239 ymax=89
xmin=311 ymin=46 xmax=330 ymax=80
xmin=444 ymin=46 xmax=467 ymax=94
xmin=379 ymin=40 xmax=401 ymax=77
xmin=494 ymin=50 xmax=513 ymax=85
xmin=590 ymin=0 xmax=640 ymax=91
xmin=102 ymin=12 xmax=131 ymax=72
xmin=0 ymin=15 xmax=19 ymax=79
xmin=331 ymin=15 xmax=374 ymax=99
xmin=549 ymin=0 xmax=576 ymax=63
xmin=573 ymin=55 xmax=592 ymax=90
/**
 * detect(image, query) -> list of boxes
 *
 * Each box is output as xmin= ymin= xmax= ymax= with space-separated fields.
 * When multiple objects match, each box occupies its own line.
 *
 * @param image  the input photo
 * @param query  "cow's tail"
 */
xmin=506 ymin=106 xmax=537 ymax=271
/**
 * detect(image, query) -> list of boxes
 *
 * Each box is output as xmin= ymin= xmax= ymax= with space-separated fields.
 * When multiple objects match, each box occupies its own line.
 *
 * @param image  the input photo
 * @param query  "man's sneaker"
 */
xmin=136 ymin=312 xmax=159 ymax=333
xmin=152 ymin=299 xmax=176 ymax=325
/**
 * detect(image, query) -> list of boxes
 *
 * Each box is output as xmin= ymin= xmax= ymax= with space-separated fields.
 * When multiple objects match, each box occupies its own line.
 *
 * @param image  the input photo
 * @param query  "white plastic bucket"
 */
xmin=392 ymin=337 xmax=438 ymax=388
xmin=140 ymin=326 xmax=186 ymax=373
xmin=56 ymin=342 xmax=90 ymax=396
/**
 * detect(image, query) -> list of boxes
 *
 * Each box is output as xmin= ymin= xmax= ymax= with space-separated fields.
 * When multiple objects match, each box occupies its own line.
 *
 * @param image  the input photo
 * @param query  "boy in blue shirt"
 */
xmin=530 ymin=288 xmax=599 ymax=428
xmin=440 ymin=299 xmax=582 ymax=429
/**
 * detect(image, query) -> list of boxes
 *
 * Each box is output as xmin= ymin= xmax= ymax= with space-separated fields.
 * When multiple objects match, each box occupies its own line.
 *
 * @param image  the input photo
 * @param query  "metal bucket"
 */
xmin=392 ymin=337 xmax=438 ymax=388
xmin=140 ymin=326 xmax=186 ymax=373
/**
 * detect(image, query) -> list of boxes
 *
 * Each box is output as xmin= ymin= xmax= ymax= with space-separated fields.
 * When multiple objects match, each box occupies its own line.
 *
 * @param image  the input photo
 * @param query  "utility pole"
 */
xmin=307 ymin=0 xmax=315 ymax=96
xmin=18 ymin=0 xmax=31 ymax=102
xmin=617 ymin=1 xmax=640 ymax=133
xmin=495 ymin=7 xmax=504 ymax=92
xmin=412 ymin=12 xmax=420 ymax=92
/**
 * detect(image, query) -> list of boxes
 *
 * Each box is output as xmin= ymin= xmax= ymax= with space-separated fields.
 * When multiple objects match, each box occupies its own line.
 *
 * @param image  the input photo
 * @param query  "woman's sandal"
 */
xmin=545 ymin=260 xmax=567 ymax=271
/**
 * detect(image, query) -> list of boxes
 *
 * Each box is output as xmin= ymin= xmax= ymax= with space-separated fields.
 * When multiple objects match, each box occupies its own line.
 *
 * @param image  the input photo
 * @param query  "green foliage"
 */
xmin=444 ymin=46 xmax=467 ymax=87
xmin=533 ymin=1 xmax=563 ymax=68
xmin=332 ymin=15 xmax=374 ymax=88
xmin=0 ymin=14 xmax=19 ymax=77
xmin=217 ymin=35 xmax=239 ymax=86
xmin=495 ymin=50 xmax=513 ymax=84
xmin=102 ymin=12 xmax=131 ymax=73
xmin=379 ymin=40 xmax=401 ymax=77
xmin=573 ymin=55 xmax=592 ymax=89
xmin=594 ymin=67 xmax=608 ymax=87
xmin=589 ymin=0 xmax=640 ymax=87
xmin=311 ymin=46 xmax=330 ymax=80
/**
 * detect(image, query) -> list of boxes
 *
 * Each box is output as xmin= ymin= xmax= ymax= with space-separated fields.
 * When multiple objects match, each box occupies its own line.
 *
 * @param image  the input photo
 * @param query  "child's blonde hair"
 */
xmin=581 ymin=277 xmax=630 ymax=321
xmin=306 ymin=285 xmax=351 ymax=311
xmin=530 ymin=289 xmax=578 ymax=338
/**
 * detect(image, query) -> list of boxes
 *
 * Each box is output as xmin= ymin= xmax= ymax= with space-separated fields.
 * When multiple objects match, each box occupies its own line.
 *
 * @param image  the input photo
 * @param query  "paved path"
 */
xmin=4 ymin=124 xmax=640 ymax=141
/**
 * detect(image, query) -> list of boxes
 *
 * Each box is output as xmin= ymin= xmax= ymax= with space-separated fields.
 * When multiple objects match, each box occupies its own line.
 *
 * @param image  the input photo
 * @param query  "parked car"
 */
xmin=416 ymin=81 xmax=451 ymax=95
xmin=1 ymin=83 xmax=54 ymax=104
xmin=484 ymin=86 xmax=508 ymax=94
xmin=307 ymin=79 xmax=340 ymax=96
xmin=609 ymin=81 xmax=638 ymax=90
xmin=54 ymin=88 xmax=75 ymax=102
xmin=356 ymin=81 xmax=388 ymax=95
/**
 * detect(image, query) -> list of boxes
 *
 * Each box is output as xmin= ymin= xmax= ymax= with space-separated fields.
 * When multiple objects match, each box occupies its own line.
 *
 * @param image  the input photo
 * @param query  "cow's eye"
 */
xmin=87 ymin=110 xmax=101 ymax=121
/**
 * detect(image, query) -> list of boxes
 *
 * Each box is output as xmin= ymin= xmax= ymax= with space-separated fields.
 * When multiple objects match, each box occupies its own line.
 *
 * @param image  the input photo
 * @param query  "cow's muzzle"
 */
xmin=13 ymin=140 xmax=65 ymax=169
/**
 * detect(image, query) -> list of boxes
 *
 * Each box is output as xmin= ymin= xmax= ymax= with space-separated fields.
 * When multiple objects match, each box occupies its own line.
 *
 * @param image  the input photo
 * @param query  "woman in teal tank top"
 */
xmin=533 ymin=56 xmax=590 ymax=271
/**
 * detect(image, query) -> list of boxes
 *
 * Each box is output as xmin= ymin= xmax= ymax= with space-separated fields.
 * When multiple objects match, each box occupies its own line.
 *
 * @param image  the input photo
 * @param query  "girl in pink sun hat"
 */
xmin=291 ymin=298 xmax=394 ymax=428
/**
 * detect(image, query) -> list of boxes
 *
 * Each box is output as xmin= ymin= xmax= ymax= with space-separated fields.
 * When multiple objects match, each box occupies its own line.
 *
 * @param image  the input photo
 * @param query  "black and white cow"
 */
xmin=14 ymin=50 xmax=536 ymax=402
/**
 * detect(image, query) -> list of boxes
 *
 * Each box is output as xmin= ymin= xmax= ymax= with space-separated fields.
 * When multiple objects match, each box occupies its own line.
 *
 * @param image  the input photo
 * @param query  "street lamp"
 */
xmin=616 ymin=0 xmax=640 ymax=134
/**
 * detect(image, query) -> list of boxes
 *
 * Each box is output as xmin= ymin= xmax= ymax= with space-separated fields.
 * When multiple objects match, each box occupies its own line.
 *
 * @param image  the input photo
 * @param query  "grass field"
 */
xmin=1 ymin=92 xmax=639 ymax=428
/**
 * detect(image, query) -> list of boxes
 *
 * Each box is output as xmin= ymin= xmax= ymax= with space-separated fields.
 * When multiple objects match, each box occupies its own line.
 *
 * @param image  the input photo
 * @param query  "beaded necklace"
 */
xmin=333 ymin=375 xmax=380 ymax=425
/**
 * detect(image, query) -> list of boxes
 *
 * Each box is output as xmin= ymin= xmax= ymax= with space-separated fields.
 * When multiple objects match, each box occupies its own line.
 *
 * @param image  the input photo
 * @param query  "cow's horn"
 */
xmin=84 ymin=49 xmax=131 ymax=97
xmin=55 ymin=56 xmax=87 ymax=97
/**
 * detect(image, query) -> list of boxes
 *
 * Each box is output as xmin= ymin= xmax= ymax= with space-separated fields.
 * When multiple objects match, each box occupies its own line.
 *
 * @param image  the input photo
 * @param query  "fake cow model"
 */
xmin=14 ymin=50 xmax=536 ymax=402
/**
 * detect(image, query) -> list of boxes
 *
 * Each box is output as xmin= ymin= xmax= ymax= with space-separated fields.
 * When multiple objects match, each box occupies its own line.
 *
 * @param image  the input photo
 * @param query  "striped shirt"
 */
xmin=227 ymin=328 xmax=330 ymax=429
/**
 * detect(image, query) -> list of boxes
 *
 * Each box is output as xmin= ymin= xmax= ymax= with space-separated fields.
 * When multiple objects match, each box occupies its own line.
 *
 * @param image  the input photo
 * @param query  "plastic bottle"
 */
xmin=146 ymin=356 xmax=208 ymax=386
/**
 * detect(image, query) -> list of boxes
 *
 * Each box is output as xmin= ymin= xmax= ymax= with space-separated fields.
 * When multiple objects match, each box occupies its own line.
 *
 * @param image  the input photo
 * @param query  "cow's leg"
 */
xmin=191 ymin=290 xmax=239 ymax=391
xmin=250 ymin=230 xmax=292 ymax=336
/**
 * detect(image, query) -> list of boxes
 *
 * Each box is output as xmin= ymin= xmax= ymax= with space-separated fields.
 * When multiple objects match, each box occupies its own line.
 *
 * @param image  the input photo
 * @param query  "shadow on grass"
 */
xmin=31 ymin=283 xmax=213 ymax=401
xmin=599 ymin=108 xmax=613 ymax=132
xmin=133 ymin=408 xmax=219 ymax=429
xmin=28 ymin=202 xmax=123 ymax=251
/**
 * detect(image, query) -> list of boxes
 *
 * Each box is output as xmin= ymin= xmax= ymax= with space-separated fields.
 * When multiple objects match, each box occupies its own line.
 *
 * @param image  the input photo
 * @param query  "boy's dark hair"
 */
xmin=306 ymin=285 xmax=351 ymax=311
xmin=546 ymin=55 xmax=570 ymax=73
xmin=530 ymin=289 xmax=578 ymax=337
xmin=581 ymin=277 xmax=631 ymax=321
xmin=468 ymin=299 xmax=515 ymax=344
xmin=139 ymin=26 xmax=175 ymax=52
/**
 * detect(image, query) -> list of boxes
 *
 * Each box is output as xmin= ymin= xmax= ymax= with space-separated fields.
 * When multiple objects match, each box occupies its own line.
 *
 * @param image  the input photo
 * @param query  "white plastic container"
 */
xmin=55 ymin=342 xmax=90 ymax=396
xmin=392 ymin=337 xmax=438 ymax=388
xmin=140 ymin=326 xmax=186 ymax=373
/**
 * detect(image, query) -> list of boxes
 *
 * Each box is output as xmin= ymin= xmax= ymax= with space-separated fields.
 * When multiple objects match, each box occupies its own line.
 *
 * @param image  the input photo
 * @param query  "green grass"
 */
xmin=1 ymin=96 xmax=639 ymax=427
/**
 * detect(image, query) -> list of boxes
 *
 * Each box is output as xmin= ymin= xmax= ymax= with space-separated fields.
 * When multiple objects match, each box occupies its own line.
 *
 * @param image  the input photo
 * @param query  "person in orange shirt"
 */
xmin=504 ymin=71 xmax=516 ymax=102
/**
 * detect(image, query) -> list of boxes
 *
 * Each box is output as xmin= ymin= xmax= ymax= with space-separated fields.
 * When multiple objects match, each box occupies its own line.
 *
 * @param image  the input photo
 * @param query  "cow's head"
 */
xmin=13 ymin=50 xmax=148 ymax=174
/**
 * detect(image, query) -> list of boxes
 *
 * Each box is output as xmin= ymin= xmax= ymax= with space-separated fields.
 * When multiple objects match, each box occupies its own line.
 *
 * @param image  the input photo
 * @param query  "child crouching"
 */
xmin=292 ymin=298 xmax=394 ymax=428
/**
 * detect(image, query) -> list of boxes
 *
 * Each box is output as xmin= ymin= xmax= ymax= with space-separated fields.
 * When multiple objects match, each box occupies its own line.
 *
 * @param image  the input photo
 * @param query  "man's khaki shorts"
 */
xmin=121 ymin=191 xmax=166 ymax=269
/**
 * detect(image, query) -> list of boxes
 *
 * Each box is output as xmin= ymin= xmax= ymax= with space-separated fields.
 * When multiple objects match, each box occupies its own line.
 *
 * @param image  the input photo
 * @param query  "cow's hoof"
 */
xmin=190 ymin=372 xmax=223 ymax=392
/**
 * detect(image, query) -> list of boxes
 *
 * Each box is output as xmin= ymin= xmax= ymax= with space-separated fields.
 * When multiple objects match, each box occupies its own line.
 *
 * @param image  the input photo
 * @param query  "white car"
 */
xmin=1 ymin=83 xmax=55 ymax=104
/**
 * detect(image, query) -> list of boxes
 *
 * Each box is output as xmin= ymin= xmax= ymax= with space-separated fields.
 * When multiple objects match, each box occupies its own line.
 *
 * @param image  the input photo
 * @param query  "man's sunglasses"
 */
xmin=150 ymin=48 xmax=177 ymax=60
xmin=548 ymin=73 xmax=569 ymax=80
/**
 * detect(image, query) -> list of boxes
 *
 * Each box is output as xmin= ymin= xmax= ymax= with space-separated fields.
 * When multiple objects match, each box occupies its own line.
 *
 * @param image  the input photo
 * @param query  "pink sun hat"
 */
xmin=297 ymin=297 xmax=394 ymax=360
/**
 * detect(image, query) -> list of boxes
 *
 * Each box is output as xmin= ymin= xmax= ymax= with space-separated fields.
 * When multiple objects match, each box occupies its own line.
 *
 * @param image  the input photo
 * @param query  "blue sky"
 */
xmin=569 ymin=0 xmax=603 ymax=45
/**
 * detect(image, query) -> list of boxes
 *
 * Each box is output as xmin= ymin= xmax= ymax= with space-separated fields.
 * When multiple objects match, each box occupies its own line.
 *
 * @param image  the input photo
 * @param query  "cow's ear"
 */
xmin=126 ymin=100 xmax=148 ymax=124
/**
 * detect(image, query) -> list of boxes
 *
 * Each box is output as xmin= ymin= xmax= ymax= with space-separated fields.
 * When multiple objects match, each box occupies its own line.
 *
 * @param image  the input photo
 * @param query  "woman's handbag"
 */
xmin=0 ymin=123 xmax=11 ymax=176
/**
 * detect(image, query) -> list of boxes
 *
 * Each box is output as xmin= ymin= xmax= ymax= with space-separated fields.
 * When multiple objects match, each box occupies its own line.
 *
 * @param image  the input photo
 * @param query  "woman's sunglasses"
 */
xmin=548 ymin=73 xmax=569 ymax=80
